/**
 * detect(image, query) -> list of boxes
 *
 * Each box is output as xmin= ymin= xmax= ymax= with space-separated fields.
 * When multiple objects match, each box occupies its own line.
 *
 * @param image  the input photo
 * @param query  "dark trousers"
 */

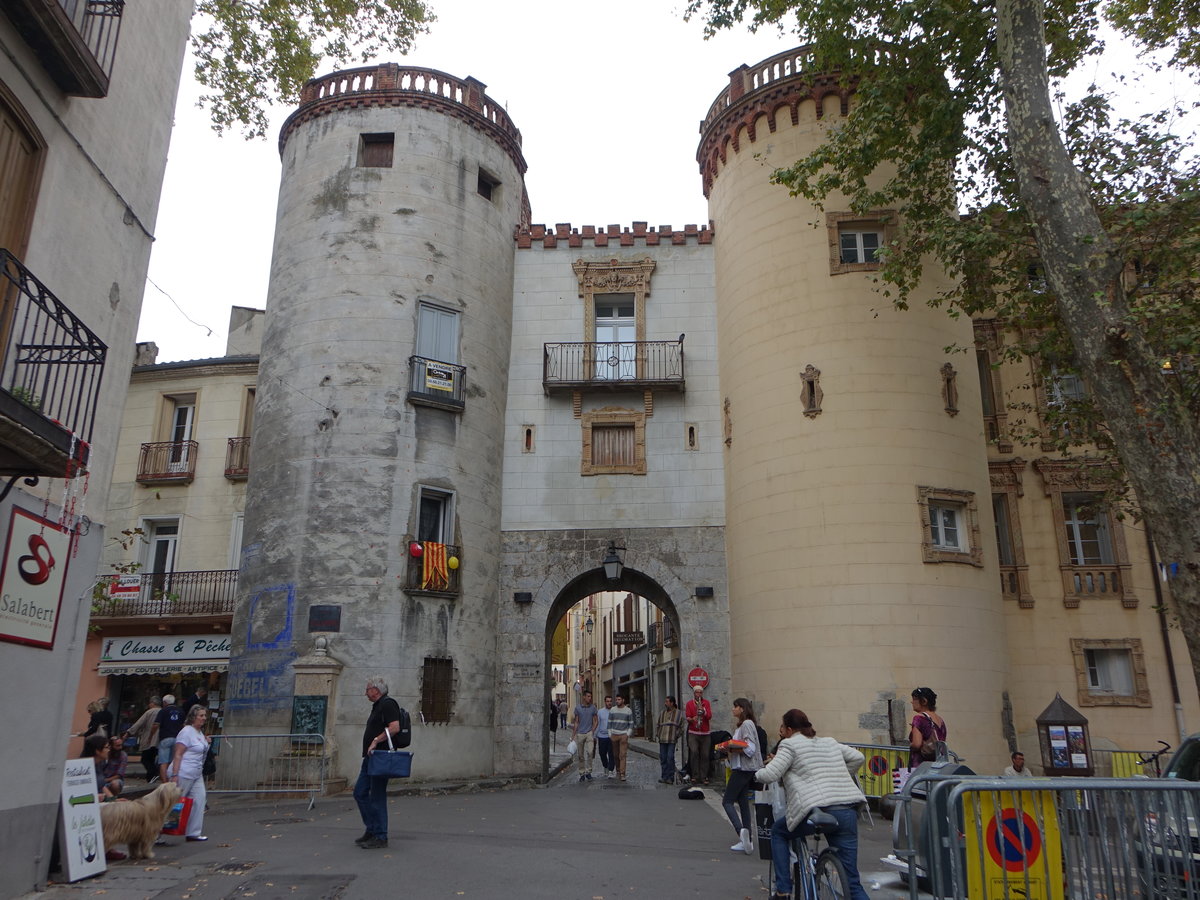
xmin=770 ymin=806 xmax=868 ymax=900
xmin=722 ymin=769 xmax=756 ymax=833
xmin=688 ymin=733 xmax=712 ymax=782
xmin=597 ymin=737 xmax=614 ymax=772
xmin=140 ymin=746 xmax=157 ymax=779
xmin=354 ymin=758 xmax=390 ymax=839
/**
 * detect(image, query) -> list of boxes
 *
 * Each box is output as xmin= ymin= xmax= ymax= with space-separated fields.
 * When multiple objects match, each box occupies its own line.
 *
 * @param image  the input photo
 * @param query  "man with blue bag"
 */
xmin=355 ymin=676 xmax=408 ymax=850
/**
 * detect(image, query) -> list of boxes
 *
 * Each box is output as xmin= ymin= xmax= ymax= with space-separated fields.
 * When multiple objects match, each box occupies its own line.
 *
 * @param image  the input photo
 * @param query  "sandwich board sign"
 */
xmin=57 ymin=758 xmax=106 ymax=881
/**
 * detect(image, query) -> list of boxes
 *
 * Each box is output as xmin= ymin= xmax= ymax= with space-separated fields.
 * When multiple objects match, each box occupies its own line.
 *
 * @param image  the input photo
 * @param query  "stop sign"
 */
xmin=687 ymin=667 xmax=709 ymax=689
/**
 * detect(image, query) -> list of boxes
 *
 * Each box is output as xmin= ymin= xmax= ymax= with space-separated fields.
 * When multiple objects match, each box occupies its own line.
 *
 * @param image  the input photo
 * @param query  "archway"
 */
xmin=541 ymin=565 xmax=683 ymax=782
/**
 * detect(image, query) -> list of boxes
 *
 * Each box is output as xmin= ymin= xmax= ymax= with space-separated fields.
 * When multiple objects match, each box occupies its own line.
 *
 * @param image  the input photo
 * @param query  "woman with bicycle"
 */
xmin=755 ymin=709 xmax=869 ymax=900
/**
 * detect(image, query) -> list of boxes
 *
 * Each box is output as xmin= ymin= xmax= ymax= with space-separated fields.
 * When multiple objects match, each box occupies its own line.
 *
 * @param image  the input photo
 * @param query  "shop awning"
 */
xmin=97 ymin=661 xmax=228 ymax=676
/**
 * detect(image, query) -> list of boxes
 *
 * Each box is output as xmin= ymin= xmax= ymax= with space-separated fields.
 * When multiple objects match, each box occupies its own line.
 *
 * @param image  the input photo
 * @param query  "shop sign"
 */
xmin=101 ymin=634 xmax=231 ymax=664
xmin=0 ymin=507 xmax=72 ymax=649
xmin=58 ymin=757 xmax=106 ymax=881
xmin=612 ymin=631 xmax=644 ymax=645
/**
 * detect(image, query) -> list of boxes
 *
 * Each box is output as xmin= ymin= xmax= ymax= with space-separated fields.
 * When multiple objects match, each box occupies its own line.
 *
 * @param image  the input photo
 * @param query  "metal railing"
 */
xmin=136 ymin=440 xmax=198 ymax=483
xmin=225 ymin=436 xmax=251 ymax=479
xmin=402 ymin=542 xmax=461 ymax=594
xmin=648 ymin=618 xmax=679 ymax=651
xmin=62 ymin=0 xmax=123 ymax=82
xmin=844 ymin=742 xmax=962 ymax=798
xmin=892 ymin=773 xmax=1200 ymax=900
xmin=1093 ymin=746 xmax=1172 ymax=778
xmin=208 ymin=733 xmax=327 ymax=810
xmin=93 ymin=569 xmax=238 ymax=617
xmin=0 ymin=249 xmax=107 ymax=451
xmin=543 ymin=338 xmax=685 ymax=391
xmin=407 ymin=356 xmax=466 ymax=409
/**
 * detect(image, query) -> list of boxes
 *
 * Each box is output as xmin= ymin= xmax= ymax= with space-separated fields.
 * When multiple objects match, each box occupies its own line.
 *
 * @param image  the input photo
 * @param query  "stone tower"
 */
xmin=227 ymin=65 xmax=527 ymax=780
xmin=698 ymin=49 xmax=1006 ymax=762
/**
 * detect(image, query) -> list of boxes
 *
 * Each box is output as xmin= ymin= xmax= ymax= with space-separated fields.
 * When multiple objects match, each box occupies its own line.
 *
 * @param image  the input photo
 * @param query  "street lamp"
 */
xmin=584 ymin=615 xmax=594 ymax=635
xmin=602 ymin=541 xmax=625 ymax=582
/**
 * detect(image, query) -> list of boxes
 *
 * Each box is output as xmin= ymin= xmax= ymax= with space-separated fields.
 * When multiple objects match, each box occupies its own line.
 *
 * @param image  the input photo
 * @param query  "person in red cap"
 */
xmin=685 ymin=685 xmax=713 ymax=784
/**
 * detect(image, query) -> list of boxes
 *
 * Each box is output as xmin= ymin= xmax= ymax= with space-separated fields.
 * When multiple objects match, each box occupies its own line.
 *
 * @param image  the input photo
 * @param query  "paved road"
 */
xmin=28 ymin=745 xmax=916 ymax=900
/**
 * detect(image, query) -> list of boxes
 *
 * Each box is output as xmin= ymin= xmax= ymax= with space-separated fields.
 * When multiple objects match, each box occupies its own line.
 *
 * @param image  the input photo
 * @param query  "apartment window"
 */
xmin=161 ymin=393 xmax=196 ymax=472
xmin=993 ymin=494 xmax=1016 ymax=566
xmin=357 ymin=133 xmax=394 ymax=168
xmin=573 ymin=258 xmax=656 ymax=346
xmin=421 ymin=656 xmax=454 ymax=723
xmin=594 ymin=295 xmax=636 ymax=380
xmin=581 ymin=407 xmax=646 ymax=475
xmin=1070 ymin=638 xmax=1150 ymax=707
xmin=917 ymin=487 xmax=983 ymax=566
xmin=1063 ymin=492 xmax=1114 ymax=566
xmin=477 ymin=167 xmax=500 ymax=201
xmin=416 ymin=302 xmax=459 ymax=364
xmin=973 ymin=320 xmax=1012 ymax=452
xmin=416 ymin=487 xmax=454 ymax=543
xmin=990 ymin=459 xmax=1033 ymax=606
xmin=827 ymin=210 xmax=896 ymax=274
xmin=1047 ymin=366 xmax=1087 ymax=411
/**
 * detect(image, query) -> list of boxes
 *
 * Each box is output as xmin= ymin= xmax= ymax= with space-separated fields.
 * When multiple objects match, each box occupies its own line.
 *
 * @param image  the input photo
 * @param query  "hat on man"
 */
xmin=693 ymin=685 xmax=704 ymax=693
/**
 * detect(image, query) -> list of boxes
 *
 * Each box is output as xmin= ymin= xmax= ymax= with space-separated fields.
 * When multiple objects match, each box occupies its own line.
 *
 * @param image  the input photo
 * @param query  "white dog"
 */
xmin=99 ymin=782 xmax=182 ymax=860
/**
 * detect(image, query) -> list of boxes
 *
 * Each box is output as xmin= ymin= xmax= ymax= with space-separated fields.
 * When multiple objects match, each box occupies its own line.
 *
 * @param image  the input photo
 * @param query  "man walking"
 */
xmin=607 ymin=694 xmax=634 ymax=781
xmin=150 ymin=694 xmax=184 ymax=784
xmin=355 ymin=676 xmax=402 ymax=849
xmin=656 ymin=695 xmax=685 ymax=783
xmin=685 ymin=685 xmax=713 ymax=784
xmin=596 ymin=695 xmax=615 ymax=778
xmin=126 ymin=696 xmax=161 ymax=780
xmin=571 ymin=689 xmax=599 ymax=782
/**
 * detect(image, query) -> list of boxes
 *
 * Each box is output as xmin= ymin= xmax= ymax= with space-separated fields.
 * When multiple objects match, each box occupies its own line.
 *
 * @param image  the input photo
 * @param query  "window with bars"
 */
xmin=421 ymin=657 xmax=454 ymax=723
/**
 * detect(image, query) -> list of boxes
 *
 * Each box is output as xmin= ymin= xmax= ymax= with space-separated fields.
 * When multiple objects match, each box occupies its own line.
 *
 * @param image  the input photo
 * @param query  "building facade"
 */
xmin=0 ymin=1 xmax=191 ymax=894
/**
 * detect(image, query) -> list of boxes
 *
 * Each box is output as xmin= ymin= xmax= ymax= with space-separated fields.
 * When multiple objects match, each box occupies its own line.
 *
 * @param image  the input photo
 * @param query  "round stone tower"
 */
xmin=699 ymin=49 xmax=1006 ymax=765
xmin=228 ymin=65 xmax=527 ymax=781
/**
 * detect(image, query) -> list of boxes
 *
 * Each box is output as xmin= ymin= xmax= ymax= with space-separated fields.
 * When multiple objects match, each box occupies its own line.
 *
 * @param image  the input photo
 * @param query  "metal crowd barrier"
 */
xmin=1093 ymin=747 xmax=1164 ymax=778
xmin=894 ymin=772 xmax=1200 ymax=900
xmin=846 ymin=742 xmax=962 ymax=798
xmin=207 ymin=733 xmax=327 ymax=810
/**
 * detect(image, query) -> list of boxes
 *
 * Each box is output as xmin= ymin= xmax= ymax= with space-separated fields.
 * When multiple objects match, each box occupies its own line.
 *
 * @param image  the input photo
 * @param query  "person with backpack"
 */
xmin=908 ymin=687 xmax=947 ymax=767
xmin=150 ymin=694 xmax=185 ymax=783
xmin=355 ymin=676 xmax=404 ymax=849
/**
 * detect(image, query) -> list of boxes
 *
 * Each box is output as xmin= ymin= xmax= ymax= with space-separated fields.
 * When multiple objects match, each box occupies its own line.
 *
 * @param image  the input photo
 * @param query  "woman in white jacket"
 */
xmin=754 ymin=709 xmax=869 ymax=900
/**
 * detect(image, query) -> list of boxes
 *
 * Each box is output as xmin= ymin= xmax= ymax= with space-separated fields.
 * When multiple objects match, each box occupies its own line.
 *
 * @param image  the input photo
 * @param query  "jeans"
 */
xmin=659 ymin=741 xmax=677 ymax=781
xmin=354 ymin=758 xmax=390 ymax=838
xmin=687 ymin=733 xmax=711 ymax=782
xmin=722 ymin=769 xmax=756 ymax=833
xmin=770 ymin=806 xmax=868 ymax=900
xmin=597 ymin=736 xmax=614 ymax=773
xmin=611 ymin=733 xmax=629 ymax=778
xmin=575 ymin=733 xmax=596 ymax=774
xmin=176 ymin=775 xmax=206 ymax=838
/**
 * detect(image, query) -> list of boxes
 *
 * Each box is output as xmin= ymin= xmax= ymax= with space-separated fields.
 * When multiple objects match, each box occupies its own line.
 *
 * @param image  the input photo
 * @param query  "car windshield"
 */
xmin=1166 ymin=740 xmax=1200 ymax=781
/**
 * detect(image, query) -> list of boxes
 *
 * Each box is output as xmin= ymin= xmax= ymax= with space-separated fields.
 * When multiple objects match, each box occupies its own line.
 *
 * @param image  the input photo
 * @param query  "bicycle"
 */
xmin=768 ymin=808 xmax=852 ymax=900
xmin=1138 ymin=740 xmax=1172 ymax=777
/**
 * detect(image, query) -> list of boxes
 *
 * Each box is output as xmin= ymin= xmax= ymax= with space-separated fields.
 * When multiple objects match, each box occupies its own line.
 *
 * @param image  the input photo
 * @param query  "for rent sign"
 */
xmin=0 ymin=507 xmax=72 ymax=648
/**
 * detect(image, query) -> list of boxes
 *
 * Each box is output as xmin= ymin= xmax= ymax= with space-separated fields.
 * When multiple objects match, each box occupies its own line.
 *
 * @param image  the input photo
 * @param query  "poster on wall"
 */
xmin=0 ymin=507 xmax=72 ymax=648
xmin=57 ymin=758 xmax=106 ymax=882
xmin=1067 ymin=725 xmax=1089 ymax=768
xmin=1048 ymin=724 xmax=1070 ymax=768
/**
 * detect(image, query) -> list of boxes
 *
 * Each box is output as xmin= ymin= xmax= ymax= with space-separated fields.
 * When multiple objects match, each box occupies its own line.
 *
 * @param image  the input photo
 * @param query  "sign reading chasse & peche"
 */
xmin=99 ymin=635 xmax=231 ymax=674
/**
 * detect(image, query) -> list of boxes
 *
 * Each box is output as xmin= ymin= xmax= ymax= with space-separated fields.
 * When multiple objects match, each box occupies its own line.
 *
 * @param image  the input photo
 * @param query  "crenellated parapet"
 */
xmin=279 ymin=63 xmax=526 ymax=173
xmin=515 ymin=222 xmax=714 ymax=249
xmin=696 ymin=45 xmax=852 ymax=198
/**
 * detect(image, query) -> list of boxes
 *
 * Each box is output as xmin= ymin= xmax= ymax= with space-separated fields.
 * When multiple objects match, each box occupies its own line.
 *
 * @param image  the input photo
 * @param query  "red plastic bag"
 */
xmin=160 ymin=797 xmax=193 ymax=835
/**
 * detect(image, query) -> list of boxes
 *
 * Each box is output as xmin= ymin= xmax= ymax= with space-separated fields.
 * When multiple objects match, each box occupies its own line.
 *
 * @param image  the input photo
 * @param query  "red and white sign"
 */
xmin=0 ymin=507 xmax=72 ymax=649
xmin=687 ymin=667 xmax=709 ymax=689
xmin=109 ymin=575 xmax=140 ymax=596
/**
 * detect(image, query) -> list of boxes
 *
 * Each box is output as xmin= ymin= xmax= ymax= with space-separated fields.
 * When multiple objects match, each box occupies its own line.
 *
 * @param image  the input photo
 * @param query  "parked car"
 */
xmin=1135 ymin=734 xmax=1200 ymax=897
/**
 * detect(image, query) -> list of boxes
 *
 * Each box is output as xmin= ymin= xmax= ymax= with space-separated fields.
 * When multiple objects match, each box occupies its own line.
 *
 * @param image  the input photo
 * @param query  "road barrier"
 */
xmin=208 ymin=733 xmax=327 ymax=810
xmin=846 ymin=742 xmax=962 ymax=798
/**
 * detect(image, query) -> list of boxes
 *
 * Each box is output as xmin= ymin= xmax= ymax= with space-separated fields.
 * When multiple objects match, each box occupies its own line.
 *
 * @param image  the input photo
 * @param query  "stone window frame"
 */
xmin=420 ymin=656 xmax=456 ymax=723
xmin=573 ymin=257 xmax=656 ymax=344
xmin=581 ymin=406 xmax=646 ymax=476
xmin=990 ymin=459 xmax=1033 ymax=607
xmin=1033 ymin=458 xmax=1137 ymax=608
xmin=827 ymin=210 xmax=898 ymax=275
xmin=917 ymin=486 xmax=984 ymax=566
xmin=1069 ymin=637 xmax=1151 ymax=707
xmin=973 ymin=319 xmax=1013 ymax=453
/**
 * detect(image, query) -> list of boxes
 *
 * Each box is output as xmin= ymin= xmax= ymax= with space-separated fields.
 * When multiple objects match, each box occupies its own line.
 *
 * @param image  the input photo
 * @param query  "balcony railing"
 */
xmin=92 ymin=569 xmax=238 ymax=618
xmin=1061 ymin=564 xmax=1137 ymax=609
xmin=649 ymin=618 xmax=679 ymax=650
xmin=0 ymin=250 xmax=106 ymax=476
xmin=137 ymin=440 xmax=198 ymax=484
xmin=543 ymin=338 xmax=685 ymax=393
xmin=408 ymin=356 xmax=466 ymax=410
xmin=402 ymin=542 xmax=461 ymax=595
xmin=225 ymin=436 xmax=251 ymax=480
xmin=3 ymin=0 xmax=124 ymax=96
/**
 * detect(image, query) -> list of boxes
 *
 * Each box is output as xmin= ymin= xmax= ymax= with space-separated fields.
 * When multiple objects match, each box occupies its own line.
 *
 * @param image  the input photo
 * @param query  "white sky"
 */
xmin=138 ymin=3 xmax=1193 ymax=363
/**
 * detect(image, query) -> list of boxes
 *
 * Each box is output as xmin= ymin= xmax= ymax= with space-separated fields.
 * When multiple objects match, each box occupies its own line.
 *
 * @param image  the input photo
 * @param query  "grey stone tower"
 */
xmin=227 ymin=65 xmax=528 ymax=781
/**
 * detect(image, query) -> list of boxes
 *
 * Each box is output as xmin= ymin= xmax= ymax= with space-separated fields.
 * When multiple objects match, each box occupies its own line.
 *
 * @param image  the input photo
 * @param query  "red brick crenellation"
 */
xmin=514 ymin=222 xmax=714 ymax=249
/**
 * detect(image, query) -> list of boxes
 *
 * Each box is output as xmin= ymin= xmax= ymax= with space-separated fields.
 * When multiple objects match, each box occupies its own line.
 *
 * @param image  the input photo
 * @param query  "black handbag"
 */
xmin=367 ymin=731 xmax=412 ymax=778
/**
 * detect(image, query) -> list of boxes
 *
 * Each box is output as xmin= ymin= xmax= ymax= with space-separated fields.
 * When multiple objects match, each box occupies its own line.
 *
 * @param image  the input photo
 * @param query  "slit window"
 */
xmin=477 ymin=168 xmax=500 ymax=201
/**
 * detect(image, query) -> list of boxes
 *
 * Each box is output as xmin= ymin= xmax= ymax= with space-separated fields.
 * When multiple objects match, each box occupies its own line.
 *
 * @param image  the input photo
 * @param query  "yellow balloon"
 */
xmin=447 ymin=556 xmax=460 ymax=570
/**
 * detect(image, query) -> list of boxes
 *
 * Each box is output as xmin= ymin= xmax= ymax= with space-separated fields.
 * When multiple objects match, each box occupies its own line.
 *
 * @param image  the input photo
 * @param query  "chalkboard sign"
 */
xmin=291 ymin=695 xmax=327 ymax=738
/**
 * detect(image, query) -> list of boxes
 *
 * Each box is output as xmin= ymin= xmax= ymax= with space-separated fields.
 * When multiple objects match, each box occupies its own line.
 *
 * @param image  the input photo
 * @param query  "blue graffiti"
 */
xmin=247 ymin=583 xmax=295 ymax=650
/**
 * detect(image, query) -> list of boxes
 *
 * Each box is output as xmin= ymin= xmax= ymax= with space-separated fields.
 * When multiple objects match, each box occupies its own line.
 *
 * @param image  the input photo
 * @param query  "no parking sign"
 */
xmin=966 ymin=790 xmax=1063 ymax=900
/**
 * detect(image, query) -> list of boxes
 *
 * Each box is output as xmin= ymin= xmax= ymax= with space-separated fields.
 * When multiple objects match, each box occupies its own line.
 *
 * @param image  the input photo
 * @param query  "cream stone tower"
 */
xmin=699 ymin=50 xmax=1007 ymax=767
xmin=227 ymin=66 xmax=528 ymax=780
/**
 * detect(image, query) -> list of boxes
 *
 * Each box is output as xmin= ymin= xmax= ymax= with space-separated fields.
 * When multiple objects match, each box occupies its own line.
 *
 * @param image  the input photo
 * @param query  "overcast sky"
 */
xmin=138 ymin=3 xmax=1191 ymax=363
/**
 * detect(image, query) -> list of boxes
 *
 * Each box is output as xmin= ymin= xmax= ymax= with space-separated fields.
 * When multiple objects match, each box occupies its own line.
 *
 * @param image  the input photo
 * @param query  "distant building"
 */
xmin=0 ymin=2 xmax=191 ymax=893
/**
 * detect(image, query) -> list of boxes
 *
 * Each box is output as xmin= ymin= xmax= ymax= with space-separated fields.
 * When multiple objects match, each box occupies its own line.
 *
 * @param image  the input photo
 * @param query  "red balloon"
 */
xmin=409 ymin=542 xmax=423 ymax=557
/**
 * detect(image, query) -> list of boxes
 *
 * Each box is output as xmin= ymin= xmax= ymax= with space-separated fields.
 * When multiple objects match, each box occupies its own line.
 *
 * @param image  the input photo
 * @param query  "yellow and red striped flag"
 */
xmin=422 ymin=541 xmax=449 ymax=590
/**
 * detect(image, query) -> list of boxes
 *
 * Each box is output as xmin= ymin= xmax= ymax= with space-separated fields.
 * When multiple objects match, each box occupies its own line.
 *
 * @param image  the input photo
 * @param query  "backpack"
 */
xmin=392 ymin=707 xmax=412 ymax=748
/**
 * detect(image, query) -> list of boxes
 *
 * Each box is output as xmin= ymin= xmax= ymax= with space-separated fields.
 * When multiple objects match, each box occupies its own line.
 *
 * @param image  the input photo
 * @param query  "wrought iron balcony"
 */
xmin=402 ymin=542 xmax=461 ymax=595
xmin=92 ymin=569 xmax=238 ymax=619
xmin=136 ymin=440 xmax=198 ymax=484
xmin=543 ymin=338 xmax=685 ymax=393
xmin=225 ymin=436 xmax=251 ymax=480
xmin=3 ymin=0 xmax=124 ymax=96
xmin=407 ymin=356 xmax=466 ymax=411
xmin=0 ymin=250 xmax=105 ymax=479
xmin=649 ymin=618 xmax=680 ymax=650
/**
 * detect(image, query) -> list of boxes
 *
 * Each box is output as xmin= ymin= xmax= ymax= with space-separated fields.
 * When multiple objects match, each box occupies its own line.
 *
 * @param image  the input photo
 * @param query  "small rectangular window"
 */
xmin=1063 ymin=492 xmax=1113 ymax=566
xmin=929 ymin=502 xmax=963 ymax=551
xmin=918 ymin=486 xmax=983 ymax=566
xmin=1084 ymin=648 xmax=1135 ymax=695
xmin=477 ymin=168 xmax=500 ymax=201
xmin=839 ymin=230 xmax=880 ymax=264
xmin=421 ymin=657 xmax=454 ymax=723
xmin=592 ymin=425 xmax=635 ymax=468
xmin=417 ymin=487 xmax=454 ymax=544
xmin=993 ymin=494 xmax=1015 ymax=566
xmin=358 ymin=133 xmax=394 ymax=168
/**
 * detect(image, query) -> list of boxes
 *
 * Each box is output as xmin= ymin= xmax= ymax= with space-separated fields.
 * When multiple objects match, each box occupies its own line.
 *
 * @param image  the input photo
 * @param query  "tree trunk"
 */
xmin=997 ymin=0 xmax=1200 ymax=700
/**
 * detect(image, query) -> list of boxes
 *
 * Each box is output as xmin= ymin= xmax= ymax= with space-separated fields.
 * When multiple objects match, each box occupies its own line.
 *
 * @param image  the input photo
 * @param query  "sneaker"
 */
xmin=579 ymin=774 xmax=587 ymax=782
xmin=360 ymin=837 xmax=388 ymax=849
xmin=185 ymin=835 xmax=208 ymax=842
xmin=730 ymin=841 xmax=748 ymax=853
xmin=354 ymin=830 xmax=373 ymax=845
xmin=585 ymin=774 xmax=593 ymax=781
xmin=740 ymin=828 xmax=753 ymax=854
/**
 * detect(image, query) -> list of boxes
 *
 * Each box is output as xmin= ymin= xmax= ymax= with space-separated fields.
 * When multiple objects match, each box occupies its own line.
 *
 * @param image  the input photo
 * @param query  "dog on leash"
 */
xmin=99 ymin=782 xmax=182 ymax=860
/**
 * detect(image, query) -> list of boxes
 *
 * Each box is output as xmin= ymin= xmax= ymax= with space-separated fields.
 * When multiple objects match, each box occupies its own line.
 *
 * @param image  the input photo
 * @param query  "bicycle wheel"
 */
xmin=814 ymin=848 xmax=850 ymax=900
